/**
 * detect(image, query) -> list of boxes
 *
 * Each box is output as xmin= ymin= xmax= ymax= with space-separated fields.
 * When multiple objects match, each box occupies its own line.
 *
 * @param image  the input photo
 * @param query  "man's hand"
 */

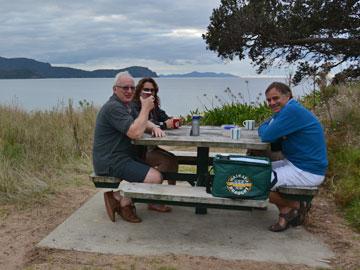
xmin=140 ymin=95 xmax=155 ymax=113
xmin=152 ymin=126 xmax=166 ymax=137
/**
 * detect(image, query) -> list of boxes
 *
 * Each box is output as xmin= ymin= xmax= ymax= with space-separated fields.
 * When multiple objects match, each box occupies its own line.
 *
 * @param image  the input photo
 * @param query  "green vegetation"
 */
xmin=184 ymin=88 xmax=272 ymax=125
xmin=0 ymin=99 xmax=96 ymax=204
xmin=312 ymin=82 xmax=360 ymax=231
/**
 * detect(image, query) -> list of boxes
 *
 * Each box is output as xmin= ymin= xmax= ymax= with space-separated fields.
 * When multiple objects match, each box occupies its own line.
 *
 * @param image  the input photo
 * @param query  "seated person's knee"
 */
xmin=144 ymin=168 xmax=163 ymax=184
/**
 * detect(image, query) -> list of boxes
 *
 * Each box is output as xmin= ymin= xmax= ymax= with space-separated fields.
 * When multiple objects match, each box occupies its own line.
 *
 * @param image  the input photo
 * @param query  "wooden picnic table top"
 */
xmin=133 ymin=126 xmax=269 ymax=150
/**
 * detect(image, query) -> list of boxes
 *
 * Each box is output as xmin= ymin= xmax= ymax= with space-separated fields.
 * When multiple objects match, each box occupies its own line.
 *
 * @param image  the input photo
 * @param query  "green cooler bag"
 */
xmin=212 ymin=154 xmax=274 ymax=200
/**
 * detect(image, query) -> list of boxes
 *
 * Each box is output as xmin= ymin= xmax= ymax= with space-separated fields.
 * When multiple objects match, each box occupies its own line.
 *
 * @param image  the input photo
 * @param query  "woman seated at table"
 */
xmin=258 ymin=82 xmax=328 ymax=232
xmin=133 ymin=77 xmax=179 ymax=188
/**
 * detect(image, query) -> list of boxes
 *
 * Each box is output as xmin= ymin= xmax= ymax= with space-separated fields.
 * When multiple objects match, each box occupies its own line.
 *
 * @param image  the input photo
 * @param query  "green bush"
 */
xmin=201 ymin=102 xmax=271 ymax=126
xmin=186 ymin=87 xmax=272 ymax=126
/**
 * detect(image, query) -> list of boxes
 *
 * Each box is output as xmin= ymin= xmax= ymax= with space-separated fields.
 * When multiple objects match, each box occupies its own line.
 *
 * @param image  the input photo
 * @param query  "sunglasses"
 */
xmin=142 ymin=87 xmax=156 ymax=93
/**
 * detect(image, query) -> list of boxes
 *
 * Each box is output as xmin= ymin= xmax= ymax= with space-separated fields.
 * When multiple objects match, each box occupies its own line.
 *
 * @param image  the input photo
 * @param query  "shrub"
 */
xmin=187 ymin=87 xmax=272 ymax=126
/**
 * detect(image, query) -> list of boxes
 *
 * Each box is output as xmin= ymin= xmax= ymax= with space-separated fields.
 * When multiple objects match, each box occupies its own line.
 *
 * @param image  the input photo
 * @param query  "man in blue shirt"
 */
xmin=258 ymin=82 xmax=328 ymax=232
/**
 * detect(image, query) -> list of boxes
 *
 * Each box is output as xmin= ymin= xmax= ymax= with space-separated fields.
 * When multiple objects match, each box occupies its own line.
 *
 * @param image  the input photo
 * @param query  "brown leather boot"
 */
xmin=119 ymin=204 xmax=142 ymax=223
xmin=104 ymin=191 xmax=120 ymax=222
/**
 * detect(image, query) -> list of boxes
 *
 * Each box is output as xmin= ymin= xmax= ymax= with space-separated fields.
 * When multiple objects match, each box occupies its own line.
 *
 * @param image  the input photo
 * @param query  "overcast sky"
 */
xmin=0 ymin=1 xmax=287 ymax=76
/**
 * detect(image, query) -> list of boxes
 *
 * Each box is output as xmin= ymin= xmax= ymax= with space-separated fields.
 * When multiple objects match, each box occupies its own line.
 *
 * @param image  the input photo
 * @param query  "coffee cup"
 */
xmin=141 ymin=89 xmax=153 ymax=98
xmin=231 ymin=127 xmax=241 ymax=139
xmin=243 ymin=120 xmax=255 ymax=130
xmin=172 ymin=118 xmax=180 ymax=129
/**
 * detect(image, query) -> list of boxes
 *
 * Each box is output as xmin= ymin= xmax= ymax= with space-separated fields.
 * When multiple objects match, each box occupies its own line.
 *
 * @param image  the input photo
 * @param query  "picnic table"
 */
xmin=130 ymin=125 xmax=270 ymax=213
xmin=133 ymin=125 xmax=269 ymax=184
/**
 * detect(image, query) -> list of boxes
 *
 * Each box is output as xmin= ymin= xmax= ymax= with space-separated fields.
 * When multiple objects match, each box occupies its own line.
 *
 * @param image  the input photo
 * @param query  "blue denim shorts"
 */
xmin=109 ymin=158 xmax=150 ymax=182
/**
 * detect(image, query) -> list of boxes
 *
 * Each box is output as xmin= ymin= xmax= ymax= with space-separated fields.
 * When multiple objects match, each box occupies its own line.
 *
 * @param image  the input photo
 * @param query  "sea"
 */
xmin=0 ymin=77 xmax=312 ymax=116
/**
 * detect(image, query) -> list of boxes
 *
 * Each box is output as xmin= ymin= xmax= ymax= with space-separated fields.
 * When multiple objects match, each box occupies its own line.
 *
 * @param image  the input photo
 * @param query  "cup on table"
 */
xmin=221 ymin=124 xmax=236 ymax=137
xmin=231 ymin=127 xmax=241 ymax=140
xmin=190 ymin=115 xmax=201 ymax=136
xmin=172 ymin=118 xmax=180 ymax=129
xmin=242 ymin=120 xmax=255 ymax=130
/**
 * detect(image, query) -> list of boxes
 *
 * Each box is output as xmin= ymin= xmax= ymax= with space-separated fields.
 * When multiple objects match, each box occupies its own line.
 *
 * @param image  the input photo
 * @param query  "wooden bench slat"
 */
xmin=89 ymin=173 xmax=122 ymax=183
xmin=169 ymin=150 xmax=245 ymax=165
xmin=89 ymin=173 xmax=122 ymax=189
xmin=119 ymin=182 xmax=268 ymax=209
xmin=277 ymin=185 xmax=319 ymax=196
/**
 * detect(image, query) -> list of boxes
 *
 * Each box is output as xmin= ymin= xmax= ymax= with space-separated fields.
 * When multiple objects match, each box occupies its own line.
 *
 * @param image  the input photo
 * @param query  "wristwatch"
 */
xmin=159 ymin=122 xmax=167 ymax=130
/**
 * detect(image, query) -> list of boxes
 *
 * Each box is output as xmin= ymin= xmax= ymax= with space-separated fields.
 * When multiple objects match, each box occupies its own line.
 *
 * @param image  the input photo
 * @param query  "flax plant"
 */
xmin=199 ymin=87 xmax=272 ymax=126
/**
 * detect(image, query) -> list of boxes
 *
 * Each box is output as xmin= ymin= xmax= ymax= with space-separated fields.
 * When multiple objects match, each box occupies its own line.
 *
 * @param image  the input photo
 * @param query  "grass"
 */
xmin=0 ymin=100 xmax=96 ymax=204
xmin=312 ymin=82 xmax=360 ymax=231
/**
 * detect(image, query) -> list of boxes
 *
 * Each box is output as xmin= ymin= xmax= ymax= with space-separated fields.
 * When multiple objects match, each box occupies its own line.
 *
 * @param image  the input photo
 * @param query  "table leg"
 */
xmin=195 ymin=146 xmax=209 ymax=214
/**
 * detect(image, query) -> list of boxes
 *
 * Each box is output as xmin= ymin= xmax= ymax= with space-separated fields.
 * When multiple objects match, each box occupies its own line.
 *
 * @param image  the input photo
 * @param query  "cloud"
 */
xmin=161 ymin=28 xmax=204 ymax=39
xmin=0 ymin=0 xmax=280 ymax=76
xmin=93 ymin=14 xmax=127 ymax=22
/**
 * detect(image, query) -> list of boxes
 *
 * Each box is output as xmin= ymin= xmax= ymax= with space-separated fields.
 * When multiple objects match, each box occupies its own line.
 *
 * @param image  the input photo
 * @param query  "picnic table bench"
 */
xmin=89 ymin=177 xmax=319 ymax=212
xmin=119 ymin=182 xmax=268 ymax=210
xmin=276 ymin=185 xmax=319 ymax=203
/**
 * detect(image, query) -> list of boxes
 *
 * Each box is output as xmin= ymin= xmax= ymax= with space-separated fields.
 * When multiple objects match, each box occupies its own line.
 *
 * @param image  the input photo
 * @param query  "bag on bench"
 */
xmin=211 ymin=154 xmax=275 ymax=200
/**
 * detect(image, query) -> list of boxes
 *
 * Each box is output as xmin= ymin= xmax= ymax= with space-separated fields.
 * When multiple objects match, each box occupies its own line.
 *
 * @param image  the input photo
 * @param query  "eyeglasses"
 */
xmin=143 ymin=87 xmax=156 ymax=93
xmin=115 ymin=85 xmax=135 ymax=91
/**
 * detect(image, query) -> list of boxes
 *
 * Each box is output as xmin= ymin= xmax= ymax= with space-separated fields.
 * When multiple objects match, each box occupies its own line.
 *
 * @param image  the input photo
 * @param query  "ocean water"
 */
xmin=0 ymin=77 xmax=312 ymax=116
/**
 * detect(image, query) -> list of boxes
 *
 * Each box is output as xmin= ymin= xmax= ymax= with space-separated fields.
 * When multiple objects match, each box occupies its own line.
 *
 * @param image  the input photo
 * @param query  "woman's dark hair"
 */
xmin=134 ymin=77 xmax=160 ymax=107
xmin=265 ymin=82 xmax=293 ymax=99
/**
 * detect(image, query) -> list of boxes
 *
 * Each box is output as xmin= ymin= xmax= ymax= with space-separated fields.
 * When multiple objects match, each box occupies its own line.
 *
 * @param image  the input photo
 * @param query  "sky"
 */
xmin=0 ymin=1 xmax=288 ymax=76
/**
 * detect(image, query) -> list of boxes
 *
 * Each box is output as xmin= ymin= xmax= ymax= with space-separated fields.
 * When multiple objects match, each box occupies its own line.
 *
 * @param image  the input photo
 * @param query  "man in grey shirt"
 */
xmin=93 ymin=72 xmax=170 ymax=223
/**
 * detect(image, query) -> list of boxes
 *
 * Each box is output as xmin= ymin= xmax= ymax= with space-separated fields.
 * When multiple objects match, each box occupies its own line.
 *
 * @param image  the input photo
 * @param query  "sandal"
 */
xmin=290 ymin=201 xmax=312 ymax=226
xmin=148 ymin=204 xmax=172 ymax=213
xmin=269 ymin=209 xmax=299 ymax=232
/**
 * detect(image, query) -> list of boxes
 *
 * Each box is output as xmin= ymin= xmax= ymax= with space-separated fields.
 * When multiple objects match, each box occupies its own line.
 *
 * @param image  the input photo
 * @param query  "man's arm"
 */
xmin=127 ymin=96 xmax=154 ymax=139
xmin=127 ymin=96 xmax=165 ymax=139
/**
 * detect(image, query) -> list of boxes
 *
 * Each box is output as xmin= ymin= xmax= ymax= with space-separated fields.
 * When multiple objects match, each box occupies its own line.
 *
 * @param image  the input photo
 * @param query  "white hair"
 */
xmin=113 ymin=71 xmax=134 ymax=86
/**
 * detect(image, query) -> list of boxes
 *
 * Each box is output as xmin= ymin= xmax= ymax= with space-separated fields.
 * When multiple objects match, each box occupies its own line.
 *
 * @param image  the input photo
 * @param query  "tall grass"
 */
xmin=0 ymin=100 xmax=97 ymax=203
xmin=311 ymin=82 xmax=360 ymax=231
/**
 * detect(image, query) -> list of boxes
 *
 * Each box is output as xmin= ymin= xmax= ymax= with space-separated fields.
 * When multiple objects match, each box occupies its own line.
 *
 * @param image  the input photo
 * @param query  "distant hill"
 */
xmin=0 ymin=57 xmax=158 ymax=79
xmin=159 ymin=71 xmax=238 ymax=78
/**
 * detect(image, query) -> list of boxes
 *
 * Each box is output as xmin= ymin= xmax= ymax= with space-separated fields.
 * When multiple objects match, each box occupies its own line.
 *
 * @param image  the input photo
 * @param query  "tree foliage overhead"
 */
xmin=203 ymin=0 xmax=360 ymax=84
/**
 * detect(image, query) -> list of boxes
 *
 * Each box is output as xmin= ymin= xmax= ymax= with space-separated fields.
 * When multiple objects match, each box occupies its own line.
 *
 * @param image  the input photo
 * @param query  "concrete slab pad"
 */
xmin=37 ymin=189 xmax=334 ymax=268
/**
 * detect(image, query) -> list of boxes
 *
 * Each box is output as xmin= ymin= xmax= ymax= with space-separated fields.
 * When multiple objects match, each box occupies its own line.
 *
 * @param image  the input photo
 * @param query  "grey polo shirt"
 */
xmin=92 ymin=94 xmax=138 ymax=175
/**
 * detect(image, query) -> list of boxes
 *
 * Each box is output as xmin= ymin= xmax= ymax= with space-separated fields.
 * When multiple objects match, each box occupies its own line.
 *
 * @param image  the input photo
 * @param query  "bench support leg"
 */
xmin=195 ymin=146 xmax=209 ymax=215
